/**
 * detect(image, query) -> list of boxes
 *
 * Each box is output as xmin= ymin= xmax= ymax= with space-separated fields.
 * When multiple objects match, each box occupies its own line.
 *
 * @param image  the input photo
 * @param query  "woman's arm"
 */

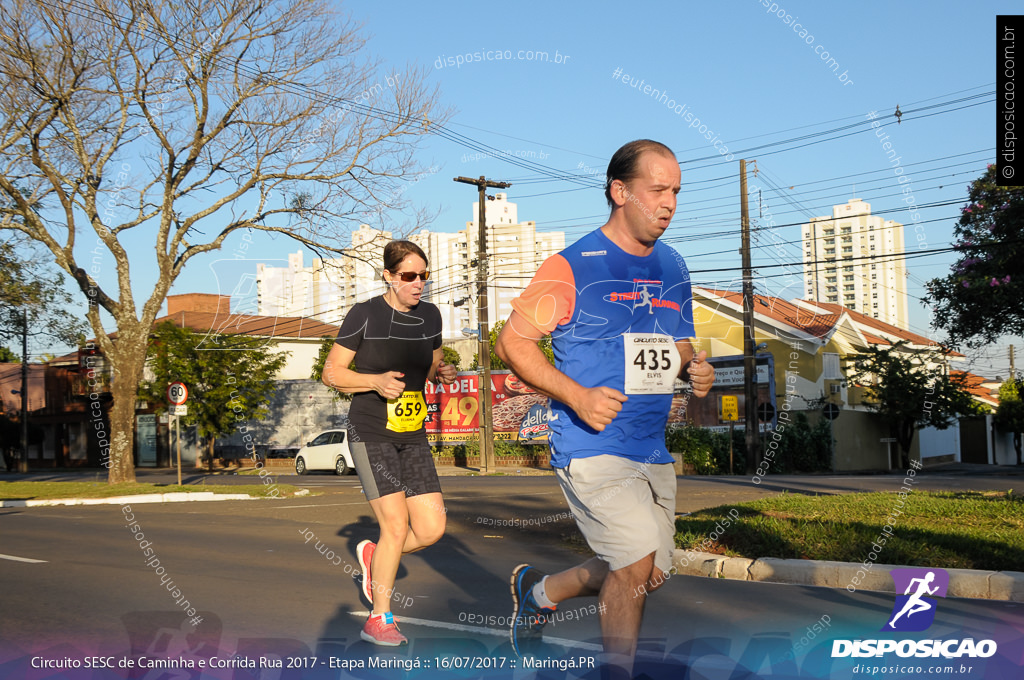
xmin=321 ymin=343 xmax=406 ymax=399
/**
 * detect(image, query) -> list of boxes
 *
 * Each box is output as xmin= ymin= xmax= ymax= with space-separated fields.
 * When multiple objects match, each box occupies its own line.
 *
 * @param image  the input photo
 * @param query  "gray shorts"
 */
xmin=350 ymin=440 xmax=441 ymax=502
xmin=555 ymin=455 xmax=677 ymax=574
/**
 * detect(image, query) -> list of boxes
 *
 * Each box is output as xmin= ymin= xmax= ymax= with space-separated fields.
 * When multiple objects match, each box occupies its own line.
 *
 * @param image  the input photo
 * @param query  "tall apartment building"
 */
xmin=801 ymin=199 xmax=909 ymax=329
xmin=256 ymin=225 xmax=391 ymax=325
xmin=256 ymin=195 xmax=564 ymax=339
xmin=414 ymin=193 xmax=564 ymax=337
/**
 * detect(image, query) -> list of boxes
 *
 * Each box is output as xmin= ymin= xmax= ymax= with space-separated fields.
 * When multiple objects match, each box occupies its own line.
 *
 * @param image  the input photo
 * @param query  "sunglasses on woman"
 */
xmin=391 ymin=270 xmax=429 ymax=282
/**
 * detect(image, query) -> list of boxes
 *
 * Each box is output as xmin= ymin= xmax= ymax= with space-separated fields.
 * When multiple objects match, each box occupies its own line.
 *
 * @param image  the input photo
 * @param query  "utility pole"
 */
xmin=740 ymin=160 xmax=759 ymax=474
xmin=453 ymin=175 xmax=511 ymax=474
xmin=19 ymin=309 xmax=28 ymax=473
xmin=1011 ymin=344 xmax=1016 ymax=378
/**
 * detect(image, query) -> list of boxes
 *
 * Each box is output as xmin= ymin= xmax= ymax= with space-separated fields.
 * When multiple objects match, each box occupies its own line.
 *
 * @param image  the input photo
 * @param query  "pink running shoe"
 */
xmin=361 ymin=612 xmax=407 ymax=646
xmin=356 ymin=540 xmax=375 ymax=604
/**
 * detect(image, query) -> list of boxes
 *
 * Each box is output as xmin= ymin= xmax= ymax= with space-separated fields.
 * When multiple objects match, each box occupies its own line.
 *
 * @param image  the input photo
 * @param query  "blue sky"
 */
xmin=51 ymin=1 xmax=1023 ymax=376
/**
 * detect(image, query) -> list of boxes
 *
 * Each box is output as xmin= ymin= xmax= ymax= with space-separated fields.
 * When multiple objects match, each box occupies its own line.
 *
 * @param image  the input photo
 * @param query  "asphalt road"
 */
xmin=1 ymin=470 xmax=1022 ymax=679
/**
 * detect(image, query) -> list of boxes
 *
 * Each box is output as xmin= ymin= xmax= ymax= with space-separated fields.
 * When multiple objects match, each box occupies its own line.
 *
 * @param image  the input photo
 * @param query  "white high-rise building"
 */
xmin=256 ymin=225 xmax=391 ymax=325
xmin=802 ymin=199 xmax=909 ymax=329
xmin=256 ymin=195 xmax=563 ymax=339
xmin=454 ymin=193 xmax=563 ymax=336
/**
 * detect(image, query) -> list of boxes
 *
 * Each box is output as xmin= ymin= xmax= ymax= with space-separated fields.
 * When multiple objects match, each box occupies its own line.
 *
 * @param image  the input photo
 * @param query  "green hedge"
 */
xmin=666 ymin=413 xmax=832 ymax=475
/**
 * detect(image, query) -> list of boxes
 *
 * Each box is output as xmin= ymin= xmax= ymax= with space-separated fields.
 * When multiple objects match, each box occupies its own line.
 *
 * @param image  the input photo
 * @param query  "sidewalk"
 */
xmin=670 ymin=548 xmax=1024 ymax=602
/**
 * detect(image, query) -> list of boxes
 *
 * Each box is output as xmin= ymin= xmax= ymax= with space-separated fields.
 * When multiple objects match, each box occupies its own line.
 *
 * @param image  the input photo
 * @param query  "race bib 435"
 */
xmin=623 ymin=333 xmax=679 ymax=395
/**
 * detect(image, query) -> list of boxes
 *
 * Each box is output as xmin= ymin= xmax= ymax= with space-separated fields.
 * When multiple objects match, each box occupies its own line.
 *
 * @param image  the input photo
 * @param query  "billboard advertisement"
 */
xmin=424 ymin=370 xmax=549 ymax=444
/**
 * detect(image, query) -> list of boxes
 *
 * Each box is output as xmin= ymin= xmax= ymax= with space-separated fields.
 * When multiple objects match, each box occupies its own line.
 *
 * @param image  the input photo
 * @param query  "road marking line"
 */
xmin=348 ymin=611 xmax=602 ymax=652
xmin=0 ymin=553 xmax=47 ymax=563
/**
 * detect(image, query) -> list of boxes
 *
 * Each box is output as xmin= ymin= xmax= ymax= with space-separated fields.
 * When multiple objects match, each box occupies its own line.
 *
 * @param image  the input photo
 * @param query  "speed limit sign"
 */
xmin=167 ymin=381 xmax=188 ymax=405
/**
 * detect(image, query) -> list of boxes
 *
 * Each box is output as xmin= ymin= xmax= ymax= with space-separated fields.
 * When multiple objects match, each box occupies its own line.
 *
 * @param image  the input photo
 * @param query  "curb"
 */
xmin=0 ymin=489 xmax=310 ymax=508
xmin=671 ymin=549 xmax=1024 ymax=602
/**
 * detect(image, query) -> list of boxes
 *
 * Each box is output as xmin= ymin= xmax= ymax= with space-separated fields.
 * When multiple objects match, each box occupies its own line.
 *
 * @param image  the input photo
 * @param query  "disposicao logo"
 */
xmin=832 ymin=568 xmax=998 ymax=659
xmin=884 ymin=567 xmax=948 ymax=632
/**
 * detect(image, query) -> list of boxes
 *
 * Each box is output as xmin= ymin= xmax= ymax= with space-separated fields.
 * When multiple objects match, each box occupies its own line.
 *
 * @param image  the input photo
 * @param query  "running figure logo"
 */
xmin=635 ymin=285 xmax=654 ymax=314
xmin=883 ymin=568 xmax=949 ymax=632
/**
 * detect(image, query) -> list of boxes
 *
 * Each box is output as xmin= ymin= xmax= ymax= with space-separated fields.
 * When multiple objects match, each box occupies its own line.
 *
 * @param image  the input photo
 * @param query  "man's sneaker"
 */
xmin=360 ymin=612 xmax=407 ymax=646
xmin=510 ymin=564 xmax=556 ymax=656
xmin=356 ymin=540 xmax=375 ymax=604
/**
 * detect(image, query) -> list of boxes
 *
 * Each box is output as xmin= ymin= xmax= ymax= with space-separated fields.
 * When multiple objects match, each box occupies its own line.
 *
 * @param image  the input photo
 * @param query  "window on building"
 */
xmin=828 ymin=295 xmax=838 ymax=302
xmin=870 ymin=264 xmax=876 ymax=270
xmin=842 ymin=246 xmax=853 ymax=253
xmin=844 ymin=275 xmax=854 ymax=282
xmin=870 ymin=245 xmax=876 ymax=250
xmin=844 ymin=285 xmax=854 ymax=291
xmin=872 ymin=293 xmax=878 ymax=298
xmin=823 ymin=353 xmax=841 ymax=379
xmin=869 ymin=234 xmax=875 ymax=240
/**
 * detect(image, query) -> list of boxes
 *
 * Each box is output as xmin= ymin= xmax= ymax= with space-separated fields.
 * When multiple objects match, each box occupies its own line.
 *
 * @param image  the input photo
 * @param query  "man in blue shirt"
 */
xmin=496 ymin=139 xmax=716 ymax=677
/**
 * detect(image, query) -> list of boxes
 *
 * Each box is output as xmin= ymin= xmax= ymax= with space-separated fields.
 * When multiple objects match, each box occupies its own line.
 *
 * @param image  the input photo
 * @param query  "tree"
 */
xmin=0 ymin=241 xmax=86 ymax=353
xmin=310 ymin=335 xmax=349 ymax=402
xmin=138 ymin=321 xmax=288 ymax=470
xmin=924 ymin=165 xmax=1024 ymax=348
xmin=0 ymin=0 xmax=448 ymax=482
xmin=994 ymin=376 xmax=1024 ymax=465
xmin=0 ymin=346 xmax=17 ymax=363
xmin=850 ymin=341 xmax=983 ymax=468
xmin=441 ymin=345 xmax=461 ymax=370
xmin=470 ymin=320 xmax=554 ymax=370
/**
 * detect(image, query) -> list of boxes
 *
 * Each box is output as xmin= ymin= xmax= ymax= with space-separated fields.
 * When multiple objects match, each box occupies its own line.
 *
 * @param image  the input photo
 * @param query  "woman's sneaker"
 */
xmin=356 ymin=540 xmax=375 ymax=604
xmin=361 ymin=612 xmax=407 ymax=646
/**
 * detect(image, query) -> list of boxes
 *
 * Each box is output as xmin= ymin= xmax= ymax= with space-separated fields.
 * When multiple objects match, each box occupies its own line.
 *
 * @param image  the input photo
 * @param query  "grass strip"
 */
xmin=675 ymin=490 xmax=1024 ymax=572
xmin=0 ymin=481 xmax=304 ymax=500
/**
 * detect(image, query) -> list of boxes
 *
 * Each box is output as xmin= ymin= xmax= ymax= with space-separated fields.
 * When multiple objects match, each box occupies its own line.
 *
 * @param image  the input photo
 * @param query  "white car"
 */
xmin=294 ymin=430 xmax=355 ymax=475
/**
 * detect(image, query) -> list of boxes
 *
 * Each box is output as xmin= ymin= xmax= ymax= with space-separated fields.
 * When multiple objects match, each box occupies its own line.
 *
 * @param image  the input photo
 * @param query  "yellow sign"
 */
xmin=721 ymin=395 xmax=739 ymax=421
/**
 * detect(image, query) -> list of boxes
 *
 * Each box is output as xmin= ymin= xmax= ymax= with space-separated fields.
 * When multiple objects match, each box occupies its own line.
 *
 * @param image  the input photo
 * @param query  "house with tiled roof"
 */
xmin=32 ymin=294 xmax=345 ymax=469
xmin=691 ymin=287 xmax=1002 ymax=470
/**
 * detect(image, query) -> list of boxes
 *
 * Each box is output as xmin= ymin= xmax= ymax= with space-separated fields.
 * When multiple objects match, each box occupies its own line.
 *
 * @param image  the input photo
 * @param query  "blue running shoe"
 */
xmin=510 ymin=564 xmax=556 ymax=656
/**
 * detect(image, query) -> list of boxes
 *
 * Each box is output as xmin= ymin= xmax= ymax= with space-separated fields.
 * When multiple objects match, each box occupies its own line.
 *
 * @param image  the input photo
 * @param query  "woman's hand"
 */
xmin=372 ymin=372 xmax=406 ymax=399
xmin=435 ymin=361 xmax=457 ymax=385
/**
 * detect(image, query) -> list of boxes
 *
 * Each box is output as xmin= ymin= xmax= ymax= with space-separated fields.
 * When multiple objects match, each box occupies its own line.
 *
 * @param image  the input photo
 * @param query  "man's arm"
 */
xmin=675 ymin=338 xmax=715 ymax=398
xmin=495 ymin=311 xmax=627 ymax=432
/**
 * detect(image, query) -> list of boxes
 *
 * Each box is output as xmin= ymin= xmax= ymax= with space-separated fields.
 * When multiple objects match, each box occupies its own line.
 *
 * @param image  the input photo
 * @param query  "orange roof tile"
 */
xmin=951 ymin=370 xmax=1000 ymax=406
xmin=155 ymin=311 xmax=339 ymax=339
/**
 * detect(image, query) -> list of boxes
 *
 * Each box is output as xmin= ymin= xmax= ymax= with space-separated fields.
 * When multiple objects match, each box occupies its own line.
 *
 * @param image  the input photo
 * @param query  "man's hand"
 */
xmin=571 ymin=386 xmax=628 ymax=432
xmin=435 ymin=361 xmax=457 ymax=385
xmin=686 ymin=350 xmax=715 ymax=398
xmin=372 ymin=371 xmax=406 ymax=399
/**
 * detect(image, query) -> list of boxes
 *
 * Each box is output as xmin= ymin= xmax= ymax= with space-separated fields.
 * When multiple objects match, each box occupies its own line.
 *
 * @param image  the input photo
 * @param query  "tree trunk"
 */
xmin=105 ymin=327 xmax=149 ymax=484
xmin=207 ymin=437 xmax=215 ymax=472
xmin=1015 ymin=432 xmax=1022 ymax=466
xmin=897 ymin=421 xmax=915 ymax=470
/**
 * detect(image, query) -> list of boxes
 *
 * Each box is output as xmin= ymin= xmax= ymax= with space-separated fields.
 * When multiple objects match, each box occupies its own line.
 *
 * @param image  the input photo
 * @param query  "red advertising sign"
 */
xmin=424 ymin=370 xmax=549 ymax=444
